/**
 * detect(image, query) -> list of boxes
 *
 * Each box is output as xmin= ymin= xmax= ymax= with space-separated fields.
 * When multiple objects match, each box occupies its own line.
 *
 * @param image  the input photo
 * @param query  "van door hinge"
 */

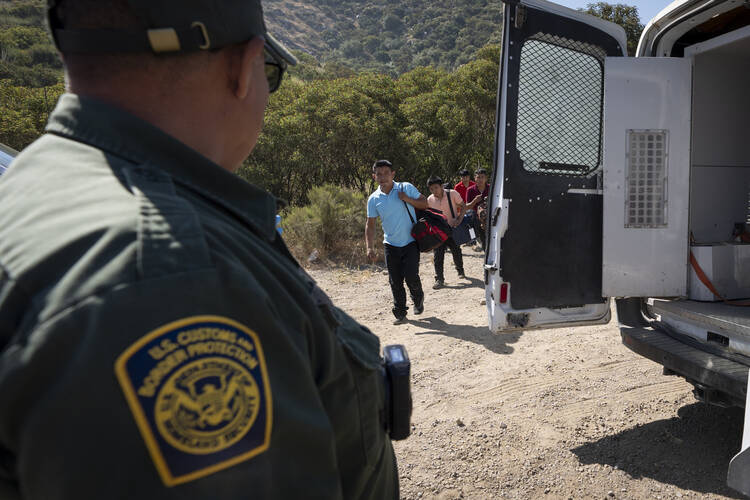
xmin=491 ymin=207 xmax=502 ymax=226
xmin=515 ymin=6 xmax=526 ymax=29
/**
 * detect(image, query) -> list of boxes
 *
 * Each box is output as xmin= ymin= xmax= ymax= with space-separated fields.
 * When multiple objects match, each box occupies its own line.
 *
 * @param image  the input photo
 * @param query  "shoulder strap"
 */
xmin=399 ymin=184 xmax=415 ymax=224
xmin=446 ymin=189 xmax=456 ymax=219
xmin=403 ymin=201 xmax=415 ymax=224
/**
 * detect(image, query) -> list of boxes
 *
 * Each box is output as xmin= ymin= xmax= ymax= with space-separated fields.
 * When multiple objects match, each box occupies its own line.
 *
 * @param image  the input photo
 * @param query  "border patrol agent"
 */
xmin=0 ymin=1 xmax=399 ymax=498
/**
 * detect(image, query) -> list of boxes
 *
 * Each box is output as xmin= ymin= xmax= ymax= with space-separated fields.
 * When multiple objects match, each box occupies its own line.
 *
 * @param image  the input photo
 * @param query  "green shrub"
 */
xmin=0 ymin=26 xmax=48 ymax=50
xmin=0 ymin=80 xmax=64 ymax=149
xmin=28 ymin=43 xmax=60 ymax=67
xmin=282 ymin=184 xmax=383 ymax=266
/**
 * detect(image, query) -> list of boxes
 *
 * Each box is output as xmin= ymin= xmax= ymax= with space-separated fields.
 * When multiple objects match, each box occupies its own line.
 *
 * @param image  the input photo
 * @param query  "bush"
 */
xmin=28 ymin=43 xmax=60 ymax=67
xmin=282 ymin=184 xmax=383 ymax=266
xmin=0 ymin=80 xmax=64 ymax=149
xmin=0 ymin=26 xmax=48 ymax=50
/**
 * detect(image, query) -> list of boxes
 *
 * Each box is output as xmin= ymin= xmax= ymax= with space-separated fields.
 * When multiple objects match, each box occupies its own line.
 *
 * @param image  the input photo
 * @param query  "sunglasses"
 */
xmin=264 ymin=43 xmax=287 ymax=93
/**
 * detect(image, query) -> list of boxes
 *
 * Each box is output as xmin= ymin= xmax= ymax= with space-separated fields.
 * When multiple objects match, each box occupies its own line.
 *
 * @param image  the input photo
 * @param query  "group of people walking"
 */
xmin=365 ymin=160 xmax=491 ymax=324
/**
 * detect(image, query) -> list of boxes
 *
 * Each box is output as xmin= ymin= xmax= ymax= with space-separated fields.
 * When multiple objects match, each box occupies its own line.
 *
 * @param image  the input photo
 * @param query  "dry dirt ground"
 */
xmin=309 ymin=247 xmax=747 ymax=500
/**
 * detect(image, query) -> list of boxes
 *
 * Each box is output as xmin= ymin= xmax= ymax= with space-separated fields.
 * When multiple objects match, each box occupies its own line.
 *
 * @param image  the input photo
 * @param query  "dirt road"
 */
xmin=309 ymin=248 xmax=746 ymax=500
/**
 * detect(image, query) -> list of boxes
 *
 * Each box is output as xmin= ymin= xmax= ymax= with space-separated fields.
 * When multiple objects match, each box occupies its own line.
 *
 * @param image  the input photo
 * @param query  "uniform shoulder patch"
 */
xmin=115 ymin=316 xmax=272 ymax=486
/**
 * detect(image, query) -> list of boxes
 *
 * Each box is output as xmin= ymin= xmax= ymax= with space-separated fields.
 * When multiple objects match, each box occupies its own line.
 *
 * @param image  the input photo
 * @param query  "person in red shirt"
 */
xmin=466 ymin=168 xmax=491 ymax=251
xmin=453 ymin=169 xmax=476 ymax=203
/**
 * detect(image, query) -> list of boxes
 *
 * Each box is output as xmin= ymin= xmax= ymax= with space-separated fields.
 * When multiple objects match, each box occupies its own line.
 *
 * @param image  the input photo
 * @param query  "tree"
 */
xmin=240 ymin=72 xmax=413 ymax=206
xmin=383 ymin=14 xmax=405 ymax=34
xmin=581 ymin=3 xmax=644 ymax=56
xmin=239 ymin=44 xmax=501 ymax=206
xmin=398 ymin=51 xmax=498 ymax=185
xmin=0 ymin=81 xmax=64 ymax=149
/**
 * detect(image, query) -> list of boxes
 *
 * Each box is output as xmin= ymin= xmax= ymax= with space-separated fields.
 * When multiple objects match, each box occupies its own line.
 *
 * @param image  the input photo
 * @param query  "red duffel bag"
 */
xmin=404 ymin=203 xmax=451 ymax=252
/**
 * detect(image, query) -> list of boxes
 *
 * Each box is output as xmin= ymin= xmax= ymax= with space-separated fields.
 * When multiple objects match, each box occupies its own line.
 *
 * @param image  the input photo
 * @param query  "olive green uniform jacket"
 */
xmin=0 ymin=94 xmax=398 ymax=499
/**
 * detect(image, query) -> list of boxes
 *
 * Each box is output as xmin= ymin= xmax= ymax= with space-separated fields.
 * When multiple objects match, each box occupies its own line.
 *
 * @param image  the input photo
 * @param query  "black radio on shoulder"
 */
xmin=382 ymin=344 xmax=412 ymax=440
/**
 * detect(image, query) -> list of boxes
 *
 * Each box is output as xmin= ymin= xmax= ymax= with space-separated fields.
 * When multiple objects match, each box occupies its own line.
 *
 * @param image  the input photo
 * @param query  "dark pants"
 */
xmin=384 ymin=242 xmax=424 ymax=319
xmin=475 ymin=221 xmax=486 ymax=251
xmin=467 ymin=209 xmax=485 ymax=251
xmin=433 ymin=237 xmax=464 ymax=281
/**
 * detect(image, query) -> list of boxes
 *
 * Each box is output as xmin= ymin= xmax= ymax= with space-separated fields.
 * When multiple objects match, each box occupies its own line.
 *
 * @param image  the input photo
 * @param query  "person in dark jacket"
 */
xmin=0 ymin=1 xmax=400 ymax=498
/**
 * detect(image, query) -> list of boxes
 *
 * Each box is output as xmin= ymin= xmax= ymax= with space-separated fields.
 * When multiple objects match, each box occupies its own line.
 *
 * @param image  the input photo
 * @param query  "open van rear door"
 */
xmin=729 ymin=375 xmax=750 ymax=496
xmin=485 ymin=0 xmax=627 ymax=332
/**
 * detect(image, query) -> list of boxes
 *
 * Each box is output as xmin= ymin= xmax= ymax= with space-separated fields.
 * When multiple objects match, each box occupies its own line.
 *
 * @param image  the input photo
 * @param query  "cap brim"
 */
xmin=266 ymin=33 xmax=297 ymax=66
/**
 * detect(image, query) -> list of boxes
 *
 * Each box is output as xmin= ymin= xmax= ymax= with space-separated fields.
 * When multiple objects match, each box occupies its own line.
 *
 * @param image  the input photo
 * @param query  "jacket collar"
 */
xmin=45 ymin=93 xmax=277 ymax=241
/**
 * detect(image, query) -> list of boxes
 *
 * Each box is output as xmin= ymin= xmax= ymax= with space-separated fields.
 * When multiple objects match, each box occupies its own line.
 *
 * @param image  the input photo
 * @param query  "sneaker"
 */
xmin=432 ymin=280 xmax=445 ymax=289
xmin=393 ymin=316 xmax=407 ymax=325
xmin=413 ymin=303 xmax=424 ymax=315
xmin=457 ymin=273 xmax=466 ymax=280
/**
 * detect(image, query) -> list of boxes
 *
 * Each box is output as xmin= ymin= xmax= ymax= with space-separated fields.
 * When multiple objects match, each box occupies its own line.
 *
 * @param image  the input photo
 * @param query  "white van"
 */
xmin=484 ymin=0 xmax=750 ymax=493
xmin=0 ymin=143 xmax=17 ymax=176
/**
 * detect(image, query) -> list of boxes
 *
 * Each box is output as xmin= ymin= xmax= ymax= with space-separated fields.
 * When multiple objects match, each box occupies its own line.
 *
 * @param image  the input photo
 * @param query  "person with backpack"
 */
xmin=366 ymin=160 xmax=428 ymax=324
xmin=426 ymin=176 xmax=466 ymax=289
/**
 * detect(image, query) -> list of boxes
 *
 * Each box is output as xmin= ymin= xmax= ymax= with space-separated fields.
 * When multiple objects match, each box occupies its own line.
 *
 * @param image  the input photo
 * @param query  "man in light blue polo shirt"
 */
xmin=366 ymin=160 xmax=428 ymax=325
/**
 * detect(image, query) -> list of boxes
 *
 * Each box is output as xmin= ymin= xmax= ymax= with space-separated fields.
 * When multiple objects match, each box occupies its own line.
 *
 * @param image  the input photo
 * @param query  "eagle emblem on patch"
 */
xmin=115 ymin=316 xmax=272 ymax=486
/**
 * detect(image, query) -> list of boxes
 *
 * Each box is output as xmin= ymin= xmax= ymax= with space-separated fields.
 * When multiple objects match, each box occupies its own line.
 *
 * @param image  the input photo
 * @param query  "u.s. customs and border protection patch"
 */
xmin=114 ymin=316 xmax=272 ymax=486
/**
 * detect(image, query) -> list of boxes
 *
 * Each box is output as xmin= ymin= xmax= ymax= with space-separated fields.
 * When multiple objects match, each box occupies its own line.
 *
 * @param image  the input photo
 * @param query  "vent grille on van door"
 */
xmin=625 ymin=130 xmax=668 ymax=228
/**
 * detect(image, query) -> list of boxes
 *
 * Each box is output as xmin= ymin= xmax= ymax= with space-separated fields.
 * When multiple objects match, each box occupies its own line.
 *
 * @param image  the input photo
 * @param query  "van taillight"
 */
xmin=500 ymin=283 xmax=508 ymax=303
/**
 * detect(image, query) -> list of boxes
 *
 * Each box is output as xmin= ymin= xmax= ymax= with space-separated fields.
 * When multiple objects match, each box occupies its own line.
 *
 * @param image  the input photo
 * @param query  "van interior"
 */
xmin=653 ymin=24 xmax=750 ymax=351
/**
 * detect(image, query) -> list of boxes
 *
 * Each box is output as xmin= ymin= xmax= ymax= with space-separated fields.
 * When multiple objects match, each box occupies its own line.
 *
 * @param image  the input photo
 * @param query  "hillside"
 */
xmin=0 ymin=0 xmax=61 ymax=87
xmin=0 ymin=0 xmax=502 ymax=85
xmin=263 ymin=0 xmax=503 ymax=74
xmin=0 ymin=1 xmax=645 ymax=83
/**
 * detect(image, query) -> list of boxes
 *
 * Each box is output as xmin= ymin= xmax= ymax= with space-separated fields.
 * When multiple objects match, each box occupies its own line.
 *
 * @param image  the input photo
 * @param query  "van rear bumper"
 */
xmin=621 ymin=326 xmax=749 ymax=407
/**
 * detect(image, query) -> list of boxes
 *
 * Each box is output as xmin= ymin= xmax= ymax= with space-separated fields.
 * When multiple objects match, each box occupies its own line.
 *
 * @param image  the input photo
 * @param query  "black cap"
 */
xmin=47 ymin=0 xmax=297 ymax=65
xmin=373 ymin=160 xmax=393 ymax=168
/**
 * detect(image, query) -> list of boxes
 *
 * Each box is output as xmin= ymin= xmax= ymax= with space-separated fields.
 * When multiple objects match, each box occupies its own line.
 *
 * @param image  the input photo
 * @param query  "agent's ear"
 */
xmin=235 ymin=36 xmax=265 ymax=100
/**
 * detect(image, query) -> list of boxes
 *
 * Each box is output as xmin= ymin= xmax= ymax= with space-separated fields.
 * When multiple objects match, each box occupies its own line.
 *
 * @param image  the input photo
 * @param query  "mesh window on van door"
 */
xmin=516 ymin=35 xmax=605 ymax=176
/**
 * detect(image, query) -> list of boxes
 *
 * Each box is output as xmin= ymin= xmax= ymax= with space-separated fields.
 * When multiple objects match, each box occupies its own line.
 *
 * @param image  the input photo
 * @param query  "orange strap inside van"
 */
xmin=689 ymin=251 xmax=750 ymax=306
